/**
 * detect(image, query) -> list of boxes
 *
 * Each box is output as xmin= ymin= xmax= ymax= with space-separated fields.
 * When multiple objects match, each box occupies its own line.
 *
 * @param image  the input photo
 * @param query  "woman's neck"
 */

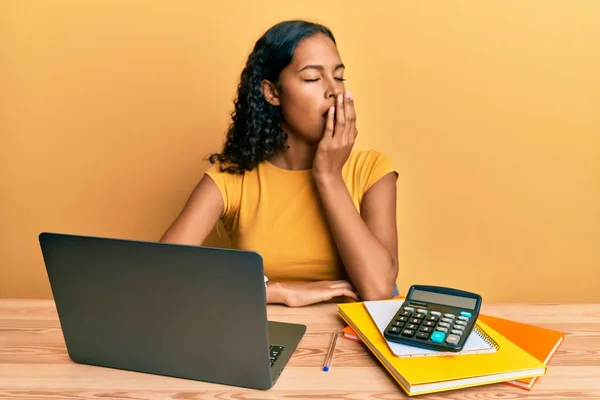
xmin=267 ymin=130 xmax=318 ymax=171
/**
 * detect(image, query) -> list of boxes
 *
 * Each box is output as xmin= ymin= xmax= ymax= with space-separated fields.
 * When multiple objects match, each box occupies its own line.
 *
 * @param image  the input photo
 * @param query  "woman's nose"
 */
xmin=326 ymin=82 xmax=344 ymax=100
xmin=330 ymin=89 xmax=343 ymax=99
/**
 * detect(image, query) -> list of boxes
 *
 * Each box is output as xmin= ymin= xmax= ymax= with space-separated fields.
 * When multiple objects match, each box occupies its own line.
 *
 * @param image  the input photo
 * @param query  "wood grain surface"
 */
xmin=1 ymin=300 xmax=599 ymax=399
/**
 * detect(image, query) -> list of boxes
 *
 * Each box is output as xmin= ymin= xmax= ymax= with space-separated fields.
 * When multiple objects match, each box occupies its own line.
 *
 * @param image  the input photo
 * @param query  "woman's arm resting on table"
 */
xmin=267 ymin=280 xmax=359 ymax=307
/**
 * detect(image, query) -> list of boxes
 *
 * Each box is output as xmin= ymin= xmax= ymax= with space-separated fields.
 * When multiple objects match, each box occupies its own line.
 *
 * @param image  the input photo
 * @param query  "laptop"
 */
xmin=38 ymin=232 xmax=306 ymax=390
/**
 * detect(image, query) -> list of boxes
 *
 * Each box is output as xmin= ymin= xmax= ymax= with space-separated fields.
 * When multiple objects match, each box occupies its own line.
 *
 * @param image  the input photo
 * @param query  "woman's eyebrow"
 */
xmin=297 ymin=63 xmax=345 ymax=73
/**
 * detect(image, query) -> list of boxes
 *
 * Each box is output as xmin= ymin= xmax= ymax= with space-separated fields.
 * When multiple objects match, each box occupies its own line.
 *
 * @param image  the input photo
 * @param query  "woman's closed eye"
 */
xmin=303 ymin=77 xmax=346 ymax=82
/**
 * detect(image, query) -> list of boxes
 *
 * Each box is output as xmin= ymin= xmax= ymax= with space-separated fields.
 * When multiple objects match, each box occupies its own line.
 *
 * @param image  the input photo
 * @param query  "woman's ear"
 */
xmin=261 ymin=79 xmax=281 ymax=106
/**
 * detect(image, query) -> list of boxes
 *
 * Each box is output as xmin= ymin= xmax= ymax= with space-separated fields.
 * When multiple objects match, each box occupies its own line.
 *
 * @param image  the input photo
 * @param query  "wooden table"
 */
xmin=1 ymin=300 xmax=599 ymax=399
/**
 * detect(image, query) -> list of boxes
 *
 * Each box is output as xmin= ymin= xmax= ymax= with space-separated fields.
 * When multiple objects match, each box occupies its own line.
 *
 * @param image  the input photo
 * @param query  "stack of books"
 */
xmin=338 ymin=298 xmax=564 ymax=396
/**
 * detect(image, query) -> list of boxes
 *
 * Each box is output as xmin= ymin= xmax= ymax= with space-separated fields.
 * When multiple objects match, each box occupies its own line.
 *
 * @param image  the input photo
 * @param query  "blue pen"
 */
xmin=323 ymin=330 xmax=340 ymax=371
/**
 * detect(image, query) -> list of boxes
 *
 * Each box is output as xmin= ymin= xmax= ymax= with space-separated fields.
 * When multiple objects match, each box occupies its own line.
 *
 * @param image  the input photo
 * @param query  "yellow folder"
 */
xmin=338 ymin=301 xmax=546 ymax=396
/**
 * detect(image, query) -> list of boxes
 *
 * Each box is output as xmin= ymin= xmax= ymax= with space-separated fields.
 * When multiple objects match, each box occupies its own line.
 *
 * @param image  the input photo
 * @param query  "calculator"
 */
xmin=383 ymin=285 xmax=482 ymax=352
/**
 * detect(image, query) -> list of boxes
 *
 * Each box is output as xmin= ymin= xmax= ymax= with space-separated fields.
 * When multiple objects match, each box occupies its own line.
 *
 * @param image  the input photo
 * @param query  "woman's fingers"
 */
xmin=335 ymin=288 xmax=360 ymax=301
xmin=329 ymin=280 xmax=355 ymax=289
xmin=323 ymin=282 xmax=360 ymax=301
xmin=333 ymin=93 xmax=345 ymax=139
xmin=320 ymin=106 xmax=335 ymax=145
xmin=344 ymin=90 xmax=356 ymax=142
xmin=320 ymin=288 xmax=358 ymax=303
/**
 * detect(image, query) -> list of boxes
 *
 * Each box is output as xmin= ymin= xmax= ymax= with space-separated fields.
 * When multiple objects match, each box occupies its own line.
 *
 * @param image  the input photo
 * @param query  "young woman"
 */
xmin=160 ymin=20 xmax=399 ymax=306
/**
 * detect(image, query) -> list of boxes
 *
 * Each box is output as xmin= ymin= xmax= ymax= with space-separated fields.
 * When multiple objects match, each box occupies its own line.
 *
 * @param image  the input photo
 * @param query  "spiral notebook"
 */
xmin=364 ymin=300 xmax=499 ymax=357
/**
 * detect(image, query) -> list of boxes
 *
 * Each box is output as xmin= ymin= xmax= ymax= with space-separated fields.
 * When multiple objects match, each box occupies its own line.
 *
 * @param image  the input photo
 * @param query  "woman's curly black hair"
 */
xmin=209 ymin=20 xmax=336 ymax=174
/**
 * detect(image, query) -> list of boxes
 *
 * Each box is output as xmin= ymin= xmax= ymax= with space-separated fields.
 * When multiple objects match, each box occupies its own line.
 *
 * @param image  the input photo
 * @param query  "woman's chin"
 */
xmin=297 ymin=128 xmax=326 ymax=143
xmin=312 ymin=130 xmax=327 ymax=143
xmin=282 ymin=121 xmax=324 ymax=143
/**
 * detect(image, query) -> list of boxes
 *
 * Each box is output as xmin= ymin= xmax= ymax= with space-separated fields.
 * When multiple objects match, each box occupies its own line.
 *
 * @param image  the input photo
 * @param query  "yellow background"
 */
xmin=1 ymin=1 xmax=598 ymax=301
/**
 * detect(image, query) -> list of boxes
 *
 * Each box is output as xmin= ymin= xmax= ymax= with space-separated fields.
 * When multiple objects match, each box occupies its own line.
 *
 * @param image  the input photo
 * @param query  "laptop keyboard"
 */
xmin=269 ymin=344 xmax=285 ymax=367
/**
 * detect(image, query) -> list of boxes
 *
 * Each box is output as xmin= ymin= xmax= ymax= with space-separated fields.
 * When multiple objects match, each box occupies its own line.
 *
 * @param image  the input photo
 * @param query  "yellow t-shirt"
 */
xmin=205 ymin=150 xmax=397 ymax=283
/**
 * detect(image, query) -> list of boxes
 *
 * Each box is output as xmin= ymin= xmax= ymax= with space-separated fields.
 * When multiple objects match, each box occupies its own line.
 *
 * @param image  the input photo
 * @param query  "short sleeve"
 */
xmin=363 ymin=150 xmax=398 ymax=193
xmin=204 ymin=164 xmax=242 ymax=223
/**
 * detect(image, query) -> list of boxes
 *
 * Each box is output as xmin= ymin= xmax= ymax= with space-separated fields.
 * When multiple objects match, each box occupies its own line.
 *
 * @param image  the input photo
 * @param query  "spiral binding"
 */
xmin=474 ymin=323 xmax=500 ymax=350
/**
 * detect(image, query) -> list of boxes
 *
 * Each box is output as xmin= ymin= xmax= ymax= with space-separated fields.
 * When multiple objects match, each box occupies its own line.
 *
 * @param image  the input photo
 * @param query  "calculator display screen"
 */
xmin=411 ymin=289 xmax=477 ymax=310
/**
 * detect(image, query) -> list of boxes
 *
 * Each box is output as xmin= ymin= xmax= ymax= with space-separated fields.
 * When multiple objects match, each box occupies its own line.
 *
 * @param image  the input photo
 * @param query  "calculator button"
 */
xmin=401 ymin=311 xmax=412 ymax=317
xmin=396 ymin=316 xmax=409 ymax=323
xmin=392 ymin=321 xmax=403 ymax=327
xmin=416 ymin=331 xmax=430 ymax=340
xmin=436 ymin=327 xmax=448 ymax=333
xmin=426 ymin=315 xmax=439 ymax=322
xmin=444 ymin=313 xmax=456 ymax=319
xmin=401 ymin=328 xmax=415 ymax=337
xmin=416 ymin=309 xmax=428 ymax=315
xmin=451 ymin=329 xmax=464 ymax=335
xmin=430 ymin=311 xmax=442 ymax=316
xmin=387 ymin=326 xmax=401 ymax=335
xmin=438 ymin=322 xmax=451 ymax=328
xmin=407 ymin=324 xmax=418 ymax=330
xmin=403 ymin=307 xmax=414 ymax=311
xmin=452 ymin=324 xmax=465 ymax=331
xmin=441 ymin=317 xmax=453 ymax=323
xmin=419 ymin=327 xmax=433 ymax=333
xmin=431 ymin=331 xmax=446 ymax=343
xmin=446 ymin=334 xmax=460 ymax=345
xmin=460 ymin=311 xmax=472 ymax=318
xmin=455 ymin=320 xmax=467 ymax=326
xmin=458 ymin=316 xmax=469 ymax=322
xmin=410 ymin=318 xmax=422 ymax=324
xmin=423 ymin=321 xmax=436 ymax=327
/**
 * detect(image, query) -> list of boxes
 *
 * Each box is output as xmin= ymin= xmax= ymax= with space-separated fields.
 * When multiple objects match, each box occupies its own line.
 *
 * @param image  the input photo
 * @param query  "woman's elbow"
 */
xmin=361 ymin=261 xmax=398 ymax=301
xmin=360 ymin=277 xmax=397 ymax=301
xmin=361 ymin=290 xmax=392 ymax=301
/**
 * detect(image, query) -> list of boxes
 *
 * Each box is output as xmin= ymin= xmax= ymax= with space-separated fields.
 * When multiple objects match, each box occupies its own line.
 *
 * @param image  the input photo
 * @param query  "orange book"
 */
xmin=342 ymin=310 xmax=564 ymax=391
xmin=341 ymin=325 xmax=361 ymax=342
xmin=477 ymin=314 xmax=564 ymax=390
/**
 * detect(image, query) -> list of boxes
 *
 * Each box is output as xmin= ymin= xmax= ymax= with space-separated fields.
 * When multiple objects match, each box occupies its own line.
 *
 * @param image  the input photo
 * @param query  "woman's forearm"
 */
xmin=314 ymin=173 xmax=397 ymax=301
xmin=266 ymin=281 xmax=288 ymax=305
